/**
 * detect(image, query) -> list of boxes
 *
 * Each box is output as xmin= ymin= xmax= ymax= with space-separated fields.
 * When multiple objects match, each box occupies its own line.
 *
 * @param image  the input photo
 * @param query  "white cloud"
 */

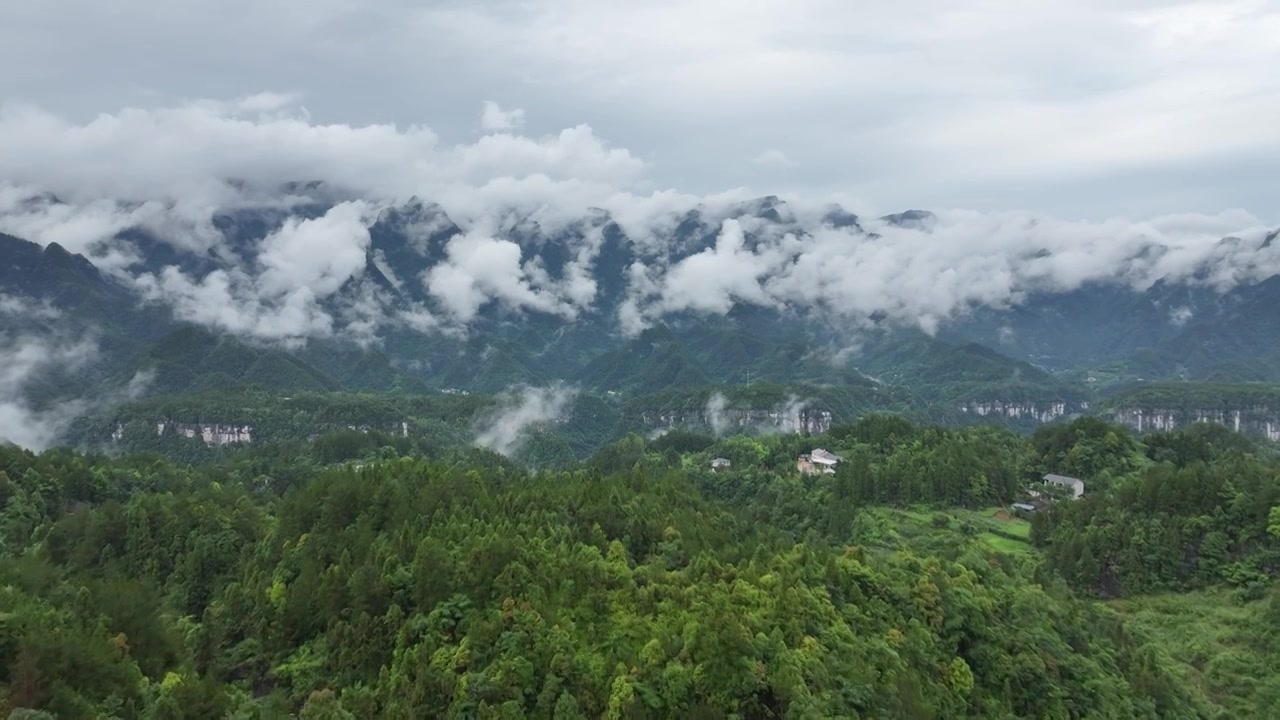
xmin=258 ymin=201 xmax=373 ymax=295
xmin=0 ymin=94 xmax=1276 ymax=346
xmin=474 ymin=383 xmax=576 ymax=456
xmin=1169 ymin=305 xmax=1194 ymax=327
xmin=620 ymin=205 xmax=1276 ymax=336
xmin=705 ymin=392 xmax=730 ymax=436
xmin=425 ymin=223 xmax=576 ymax=323
xmin=480 ymin=100 xmax=525 ymax=132
xmin=0 ymin=99 xmax=647 ymax=218
xmin=235 ymin=91 xmax=303 ymax=114
xmin=0 ymin=184 xmax=225 ymax=270
xmin=131 ymin=201 xmax=377 ymax=344
xmin=655 ymin=218 xmax=779 ymax=314
xmin=0 ymin=293 xmax=62 ymax=321
xmin=0 ymin=331 xmax=98 ymax=450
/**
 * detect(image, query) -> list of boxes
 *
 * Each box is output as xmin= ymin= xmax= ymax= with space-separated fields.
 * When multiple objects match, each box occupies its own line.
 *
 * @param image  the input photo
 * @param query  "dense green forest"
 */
xmin=1 ymin=417 xmax=1278 ymax=718
xmin=1033 ymin=423 xmax=1280 ymax=597
xmin=1100 ymin=383 xmax=1280 ymax=411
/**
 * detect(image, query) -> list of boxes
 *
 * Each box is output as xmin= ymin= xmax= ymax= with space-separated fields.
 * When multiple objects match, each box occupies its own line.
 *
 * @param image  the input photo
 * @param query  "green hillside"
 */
xmin=9 ymin=415 xmax=1275 ymax=717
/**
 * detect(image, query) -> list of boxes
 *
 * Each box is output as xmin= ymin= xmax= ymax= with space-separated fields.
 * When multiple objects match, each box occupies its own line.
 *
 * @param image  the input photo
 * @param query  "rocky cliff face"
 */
xmin=111 ymin=419 xmax=412 ymax=447
xmin=112 ymin=421 xmax=254 ymax=446
xmin=957 ymin=401 xmax=1090 ymax=423
xmin=638 ymin=407 xmax=833 ymax=435
xmin=956 ymin=400 xmax=1280 ymax=442
xmin=1111 ymin=408 xmax=1280 ymax=441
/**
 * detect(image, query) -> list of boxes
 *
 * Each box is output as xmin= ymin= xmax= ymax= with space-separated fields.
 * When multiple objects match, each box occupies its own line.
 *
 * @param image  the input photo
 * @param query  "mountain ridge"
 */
xmin=3 ymin=192 xmax=1280 ymax=450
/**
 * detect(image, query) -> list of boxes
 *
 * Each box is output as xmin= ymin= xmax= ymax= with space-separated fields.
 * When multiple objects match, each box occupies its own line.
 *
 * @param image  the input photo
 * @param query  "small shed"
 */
xmin=711 ymin=457 xmax=731 ymax=471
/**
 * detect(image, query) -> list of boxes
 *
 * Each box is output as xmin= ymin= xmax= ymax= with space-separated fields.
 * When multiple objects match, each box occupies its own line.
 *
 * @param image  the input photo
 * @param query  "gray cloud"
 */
xmin=3 ymin=2 xmax=1278 ymax=218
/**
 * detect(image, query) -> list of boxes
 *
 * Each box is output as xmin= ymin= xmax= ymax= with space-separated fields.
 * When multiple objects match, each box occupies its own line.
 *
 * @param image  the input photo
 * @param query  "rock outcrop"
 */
xmin=957 ymin=401 xmax=1089 ymax=423
xmin=638 ymin=407 xmax=833 ymax=435
xmin=1110 ymin=408 xmax=1280 ymax=441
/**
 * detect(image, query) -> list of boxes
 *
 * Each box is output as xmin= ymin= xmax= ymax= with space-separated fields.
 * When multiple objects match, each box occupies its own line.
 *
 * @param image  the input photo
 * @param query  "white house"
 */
xmin=798 ymin=448 xmax=841 ymax=475
xmin=1042 ymin=473 xmax=1085 ymax=499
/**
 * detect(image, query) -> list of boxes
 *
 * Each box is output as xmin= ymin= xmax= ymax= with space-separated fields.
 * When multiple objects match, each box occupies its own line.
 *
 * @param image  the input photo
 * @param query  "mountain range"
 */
xmin=3 ymin=186 xmax=1279 ymax=450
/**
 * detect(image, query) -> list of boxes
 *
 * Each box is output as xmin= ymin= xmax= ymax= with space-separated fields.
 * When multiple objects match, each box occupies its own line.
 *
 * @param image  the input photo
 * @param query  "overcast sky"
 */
xmin=3 ymin=0 xmax=1278 ymax=221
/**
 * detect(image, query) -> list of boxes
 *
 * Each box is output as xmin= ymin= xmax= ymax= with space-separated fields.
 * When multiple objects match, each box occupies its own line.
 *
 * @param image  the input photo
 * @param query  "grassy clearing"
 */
xmin=852 ymin=506 xmax=1035 ymax=557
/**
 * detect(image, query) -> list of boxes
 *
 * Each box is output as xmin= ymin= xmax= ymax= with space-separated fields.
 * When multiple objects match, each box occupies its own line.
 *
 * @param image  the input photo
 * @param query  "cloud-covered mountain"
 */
xmin=2 ymin=95 xmax=1279 ymax=450
xmin=1 ymin=96 xmax=1274 ymax=347
xmin=3 ymin=183 xmax=1278 ymax=396
xmin=5 ymin=181 xmax=1274 ymax=345
xmin=4 ymin=182 xmax=1276 ymax=348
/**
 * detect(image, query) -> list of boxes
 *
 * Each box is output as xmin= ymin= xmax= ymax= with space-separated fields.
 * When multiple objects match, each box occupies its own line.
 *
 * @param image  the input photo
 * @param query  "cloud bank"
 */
xmin=0 ymin=96 xmax=1276 ymax=348
xmin=6 ymin=1 xmax=1279 ymax=218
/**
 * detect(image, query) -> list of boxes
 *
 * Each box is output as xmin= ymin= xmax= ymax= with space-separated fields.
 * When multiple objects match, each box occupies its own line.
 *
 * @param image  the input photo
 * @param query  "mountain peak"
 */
xmin=821 ymin=204 xmax=861 ymax=230
xmin=880 ymin=209 xmax=936 ymax=230
xmin=731 ymin=195 xmax=791 ymax=224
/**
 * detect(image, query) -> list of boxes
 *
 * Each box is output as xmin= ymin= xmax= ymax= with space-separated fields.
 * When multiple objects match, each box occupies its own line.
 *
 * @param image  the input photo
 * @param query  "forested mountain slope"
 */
xmin=7 ymin=414 xmax=1277 ymax=717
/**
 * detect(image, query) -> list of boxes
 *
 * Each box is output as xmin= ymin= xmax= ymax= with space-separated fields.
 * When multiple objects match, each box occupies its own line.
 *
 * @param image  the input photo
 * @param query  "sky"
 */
xmin=2 ymin=0 xmax=1279 ymax=221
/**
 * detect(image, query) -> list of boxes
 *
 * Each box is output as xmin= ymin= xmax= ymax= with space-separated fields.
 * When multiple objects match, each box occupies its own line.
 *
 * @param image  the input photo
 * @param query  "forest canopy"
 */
xmin=0 ymin=416 xmax=1277 ymax=718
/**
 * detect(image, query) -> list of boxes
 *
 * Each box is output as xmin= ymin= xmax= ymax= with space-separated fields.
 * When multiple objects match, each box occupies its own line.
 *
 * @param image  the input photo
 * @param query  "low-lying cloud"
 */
xmin=0 ymin=294 xmax=157 ymax=450
xmin=704 ymin=392 xmax=730 ymax=437
xmin=702 ymin=391 xmax=815 ymax=437
xmin=130 ymin=201 xmax=379 ymax=345
xmin=473 ymin=384 xmax=577 ymax=457
xmin=0 ymin=329 xmax=96 ymax=449
xmin=621 ymin=207 xmax=1277 ymax=336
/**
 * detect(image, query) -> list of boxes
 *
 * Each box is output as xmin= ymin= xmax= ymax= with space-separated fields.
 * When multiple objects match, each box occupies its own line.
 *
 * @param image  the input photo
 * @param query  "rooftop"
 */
xmin=810 ymin=448 xmax=841 ymax=465
xmin=1042 ymin=473 xmax=1085 ymax=499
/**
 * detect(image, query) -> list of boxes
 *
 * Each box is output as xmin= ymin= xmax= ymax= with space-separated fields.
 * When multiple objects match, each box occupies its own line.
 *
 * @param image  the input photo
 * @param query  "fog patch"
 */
xmin=704 ymin=392 xmax=730 ymax=437
xmin=474 ymin=383 xmax=577 ymax=456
